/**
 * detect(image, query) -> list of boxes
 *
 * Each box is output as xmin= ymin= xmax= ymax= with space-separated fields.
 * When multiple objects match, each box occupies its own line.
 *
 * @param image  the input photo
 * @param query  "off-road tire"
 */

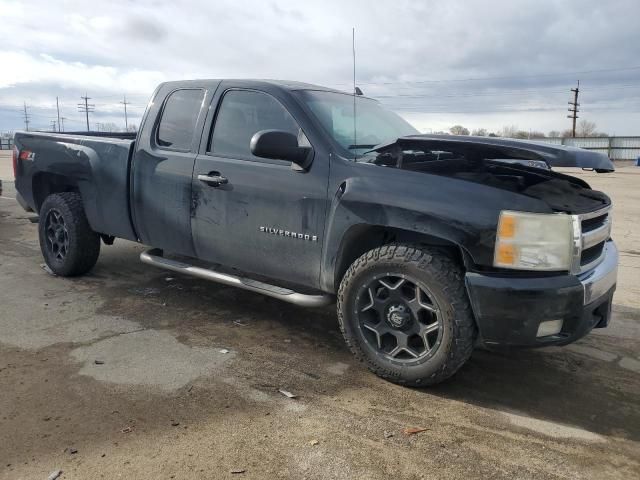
xmin=337 ymin=244 xmax=476 ymax=386
xmin=38 ymin=192 xmax=100 ymax=276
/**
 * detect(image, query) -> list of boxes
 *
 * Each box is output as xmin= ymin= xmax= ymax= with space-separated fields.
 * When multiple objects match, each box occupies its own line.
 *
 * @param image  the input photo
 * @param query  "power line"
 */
xmin=568 ymin=80 xmax=580 ymax=137
xmin=77 ymin=93 xmax=95 ymax=131
xmin=333 ymin=65 xmax=640 ymax=87
xmin=372 ymin=83 xmax=640 ymax=99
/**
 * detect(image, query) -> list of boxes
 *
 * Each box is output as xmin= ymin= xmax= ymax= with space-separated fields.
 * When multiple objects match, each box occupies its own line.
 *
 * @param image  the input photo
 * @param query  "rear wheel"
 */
xmin=337 ymin=244 xmax=476 ymax=386
xmin=38 ymin=192 xmax=100 ymax=276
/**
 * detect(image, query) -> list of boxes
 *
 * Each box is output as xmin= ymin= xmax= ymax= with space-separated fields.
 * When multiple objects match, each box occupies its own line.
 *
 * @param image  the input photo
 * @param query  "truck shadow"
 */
xmin=428 ymin=307 xmax=640 ymax=442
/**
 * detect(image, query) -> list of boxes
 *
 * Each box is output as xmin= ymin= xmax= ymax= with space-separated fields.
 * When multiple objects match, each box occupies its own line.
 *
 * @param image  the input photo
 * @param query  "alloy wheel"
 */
xmin=44 ymin=209 xmax=69 ymax=261
xmin=355 ymin=273 xmax=444 ymax=362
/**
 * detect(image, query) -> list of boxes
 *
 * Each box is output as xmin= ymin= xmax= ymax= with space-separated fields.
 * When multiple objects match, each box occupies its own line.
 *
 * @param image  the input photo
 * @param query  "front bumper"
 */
xmin=465 ymin=241 xmax=618 ymax=347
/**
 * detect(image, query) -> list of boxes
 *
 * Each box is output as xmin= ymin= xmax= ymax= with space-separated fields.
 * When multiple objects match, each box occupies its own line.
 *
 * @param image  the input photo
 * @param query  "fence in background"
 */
xmin=535 ymin=136 xmax=640 ymax=161
xmin=0 ymin=138 xmax=13 ymax=150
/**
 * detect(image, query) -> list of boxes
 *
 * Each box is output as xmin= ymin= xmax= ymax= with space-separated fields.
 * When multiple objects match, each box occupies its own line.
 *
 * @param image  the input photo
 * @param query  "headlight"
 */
xmin=494 ymin=210 xmax=576 ymax=271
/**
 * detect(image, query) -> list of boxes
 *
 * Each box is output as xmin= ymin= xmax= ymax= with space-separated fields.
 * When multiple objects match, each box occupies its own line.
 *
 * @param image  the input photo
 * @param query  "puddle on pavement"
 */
xmin=70 ymin=329 xmax=235 ymax=390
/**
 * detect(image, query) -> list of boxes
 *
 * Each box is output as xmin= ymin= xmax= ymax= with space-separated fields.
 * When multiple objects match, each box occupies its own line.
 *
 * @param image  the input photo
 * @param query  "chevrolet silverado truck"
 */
xmin=12 ymin=80 xmax=618 ymax=386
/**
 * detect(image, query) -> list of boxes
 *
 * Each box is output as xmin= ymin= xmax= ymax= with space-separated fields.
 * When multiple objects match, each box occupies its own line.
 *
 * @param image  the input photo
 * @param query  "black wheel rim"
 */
xmin=355 ymin=273 xmax=443 ymax=362
xmin=44 ymin=209 xmax=69 ymax=262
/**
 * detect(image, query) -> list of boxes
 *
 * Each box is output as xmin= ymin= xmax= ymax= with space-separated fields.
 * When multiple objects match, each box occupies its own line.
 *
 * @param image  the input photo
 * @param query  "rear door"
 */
xmin=191 ymin=85 xmax=330 ymax=288
xmin=131 ymin=86 xmax=211 ymax=256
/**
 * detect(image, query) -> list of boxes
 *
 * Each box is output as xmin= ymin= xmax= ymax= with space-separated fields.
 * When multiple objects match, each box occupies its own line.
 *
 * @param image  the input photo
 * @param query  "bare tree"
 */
xmin=101 ymin=122 xmax=120 ymax=133
xmin=577 ymin=120 xmax=597 ymax=137
xmin=472 ymin=128 xmax=488 ymax=136
xmin=501 ymin=125 xmax=519 ymax=138
xmin=560 ymin=129 xmax=574 ymax=138
xmin=449 ymin=125 xmax=469 ymax=136
xmin=548 ymin=130 xmax=560 ymax=138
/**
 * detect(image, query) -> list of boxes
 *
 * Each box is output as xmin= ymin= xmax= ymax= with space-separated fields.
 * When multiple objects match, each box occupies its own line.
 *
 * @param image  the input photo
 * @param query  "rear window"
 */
xmin=157 ymin=89 xmax=205 ymax=151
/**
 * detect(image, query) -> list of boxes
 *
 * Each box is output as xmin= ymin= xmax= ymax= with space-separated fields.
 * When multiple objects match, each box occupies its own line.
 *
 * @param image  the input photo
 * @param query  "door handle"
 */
xmin=198 ymin=172 xmax=228 ymax=187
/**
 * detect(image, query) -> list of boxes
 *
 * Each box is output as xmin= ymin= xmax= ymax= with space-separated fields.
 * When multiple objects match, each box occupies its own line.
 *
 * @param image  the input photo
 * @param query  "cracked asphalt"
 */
xmin=0 ymin=151 xmax=639 ymax=479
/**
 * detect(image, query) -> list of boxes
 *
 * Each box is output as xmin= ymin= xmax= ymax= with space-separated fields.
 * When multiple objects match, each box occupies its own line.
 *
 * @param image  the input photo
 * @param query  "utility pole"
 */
xmin=22 ymin=102 xmax=30 ymax=131
xmin=56 ymin=97 xmax=61 ymax=132
xmin=120 ymin=95 xmax=130 ymax=130
xmin=60 ymin=117 xmax=66 ymax=132
xmin=50 ymin=120 xmax=57 ymax=132
xmin=567 ymin=80 xmax=580 ymax=138
xmin=77 ymin=93 xmax=95 ymax=131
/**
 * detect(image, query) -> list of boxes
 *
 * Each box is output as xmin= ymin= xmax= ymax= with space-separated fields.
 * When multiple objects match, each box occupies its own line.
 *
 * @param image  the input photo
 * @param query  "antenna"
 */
xmin=352 ymin=27 xmax=357 ymax=159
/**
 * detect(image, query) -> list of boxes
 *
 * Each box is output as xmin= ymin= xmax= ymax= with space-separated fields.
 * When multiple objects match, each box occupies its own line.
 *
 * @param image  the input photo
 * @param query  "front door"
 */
xmin=191 ymin=87 xmax=329 ymax=288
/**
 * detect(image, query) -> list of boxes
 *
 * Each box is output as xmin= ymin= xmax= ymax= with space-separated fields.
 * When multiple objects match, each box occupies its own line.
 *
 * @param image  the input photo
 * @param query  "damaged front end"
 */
xmin=367 ymin=135 xmax=615 ymax=172
xmin=363 ymin=135 xmax=613 ymax=214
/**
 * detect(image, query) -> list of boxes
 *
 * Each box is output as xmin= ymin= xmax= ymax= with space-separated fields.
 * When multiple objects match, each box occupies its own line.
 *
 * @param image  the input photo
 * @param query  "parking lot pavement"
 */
xmin=1 ymin=151 xmax=639 ymax=479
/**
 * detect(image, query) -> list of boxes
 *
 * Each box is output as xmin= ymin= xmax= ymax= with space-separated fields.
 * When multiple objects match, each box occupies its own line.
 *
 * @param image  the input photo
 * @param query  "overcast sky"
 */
xmin=1 ymin=0 xmax=639 ymax=135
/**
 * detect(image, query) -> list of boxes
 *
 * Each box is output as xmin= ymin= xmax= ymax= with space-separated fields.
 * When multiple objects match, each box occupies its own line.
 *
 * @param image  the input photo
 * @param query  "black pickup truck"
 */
xmin=12 ymin=79 xmax=618 ymax=386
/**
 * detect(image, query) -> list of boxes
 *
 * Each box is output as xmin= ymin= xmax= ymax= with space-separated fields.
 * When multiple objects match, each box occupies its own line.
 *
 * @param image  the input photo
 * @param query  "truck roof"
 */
xmin=157 ymin=79 xmax=347 ymax=94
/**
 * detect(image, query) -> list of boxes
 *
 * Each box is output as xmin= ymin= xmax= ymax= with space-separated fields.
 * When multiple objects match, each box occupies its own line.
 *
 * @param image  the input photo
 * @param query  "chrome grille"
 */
xmin=573 ymin=205 xmax=612 ymax=274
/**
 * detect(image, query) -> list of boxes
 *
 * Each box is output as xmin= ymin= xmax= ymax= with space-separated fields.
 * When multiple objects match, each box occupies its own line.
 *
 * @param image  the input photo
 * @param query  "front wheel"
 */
xmin=38 ymin=192 xmax=100 ymax=277
xmin=337 ymin=244 xmax=476 ymax=386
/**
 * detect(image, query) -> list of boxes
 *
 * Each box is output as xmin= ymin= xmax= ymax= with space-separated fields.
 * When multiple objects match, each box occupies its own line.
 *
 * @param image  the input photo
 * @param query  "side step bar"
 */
xmin=140 ymin=248 xmax=334 ymax=308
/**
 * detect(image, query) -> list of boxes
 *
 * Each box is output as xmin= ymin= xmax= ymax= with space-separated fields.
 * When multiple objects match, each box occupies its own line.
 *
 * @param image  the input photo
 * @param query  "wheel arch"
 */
xmin=330 ymin=224 xmax=470 ymax=293
xmin=32 ymin=172 xmax=80 ymax=213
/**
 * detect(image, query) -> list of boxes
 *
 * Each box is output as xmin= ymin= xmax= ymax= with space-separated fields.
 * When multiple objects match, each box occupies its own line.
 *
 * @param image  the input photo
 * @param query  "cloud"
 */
xmin=0 ymin=51 xmax=165 ymax=97
xmin=119 ymin=17 xmax=169 ymax=43
xmin=0 ymin=0 xmax=639 ymax=133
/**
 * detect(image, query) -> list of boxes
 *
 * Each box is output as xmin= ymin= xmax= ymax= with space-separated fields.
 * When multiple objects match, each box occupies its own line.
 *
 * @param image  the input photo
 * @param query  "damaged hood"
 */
xmin=369 ymin=135 xmax=615 ymax=172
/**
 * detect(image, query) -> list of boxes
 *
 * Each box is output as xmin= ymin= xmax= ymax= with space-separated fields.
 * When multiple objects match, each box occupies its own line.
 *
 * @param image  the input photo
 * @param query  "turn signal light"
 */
xmin=494 ymin=211 xmax=573 ymax=271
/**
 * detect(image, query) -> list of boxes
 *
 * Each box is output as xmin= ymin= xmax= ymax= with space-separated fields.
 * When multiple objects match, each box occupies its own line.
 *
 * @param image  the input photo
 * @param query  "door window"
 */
xmin=210 ymin=90 xmax=305 ymax=160
xmin=156 ymin=89 xmax=205 ymax=151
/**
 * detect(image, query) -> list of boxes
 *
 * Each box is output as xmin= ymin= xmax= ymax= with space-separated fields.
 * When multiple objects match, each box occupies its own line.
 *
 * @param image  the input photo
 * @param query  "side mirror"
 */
xmin=250 ymin=130 xmax=313 ymax=170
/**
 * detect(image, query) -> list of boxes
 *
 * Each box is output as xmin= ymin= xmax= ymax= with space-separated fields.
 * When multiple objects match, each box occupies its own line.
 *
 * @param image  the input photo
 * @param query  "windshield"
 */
xmin=296 ymin=90 xmax=419 ymax=157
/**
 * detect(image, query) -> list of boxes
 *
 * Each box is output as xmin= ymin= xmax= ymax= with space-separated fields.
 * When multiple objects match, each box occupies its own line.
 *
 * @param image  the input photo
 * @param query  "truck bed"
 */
xmin=13 ymin=131 xmax=138 ymax=241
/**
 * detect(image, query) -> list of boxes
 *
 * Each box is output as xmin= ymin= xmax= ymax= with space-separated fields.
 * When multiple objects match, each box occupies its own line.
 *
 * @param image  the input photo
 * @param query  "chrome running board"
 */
xmin=140 ymin=248 xmax=333 ymax=308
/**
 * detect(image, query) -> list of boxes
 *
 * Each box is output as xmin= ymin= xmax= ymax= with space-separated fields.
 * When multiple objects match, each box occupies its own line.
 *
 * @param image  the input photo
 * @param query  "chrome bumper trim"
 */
xmin=582 ymin=218 xmax=611 ymax=250
xmin=579 ymin=241 xmax=618 ymax=305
